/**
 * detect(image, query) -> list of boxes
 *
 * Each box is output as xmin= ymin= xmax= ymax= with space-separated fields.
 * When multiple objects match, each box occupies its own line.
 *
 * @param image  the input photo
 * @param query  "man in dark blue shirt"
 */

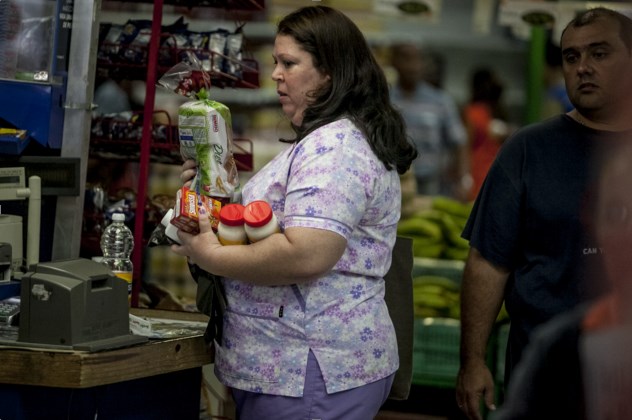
xmin=456 ymin=7 xmax=632 ymax=420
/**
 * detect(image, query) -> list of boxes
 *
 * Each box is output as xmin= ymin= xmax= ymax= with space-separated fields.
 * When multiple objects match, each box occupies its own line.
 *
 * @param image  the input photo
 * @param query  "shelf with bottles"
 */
xmin=94 ymin=0 xmax=266 ymax=308
xmin=89 ymin=109 xmax=253 ymax=170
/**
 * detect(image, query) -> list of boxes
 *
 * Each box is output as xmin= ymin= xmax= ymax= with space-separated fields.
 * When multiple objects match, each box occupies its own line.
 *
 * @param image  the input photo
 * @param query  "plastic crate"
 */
xmin=412 ymin=317 xmax=461 ymax=388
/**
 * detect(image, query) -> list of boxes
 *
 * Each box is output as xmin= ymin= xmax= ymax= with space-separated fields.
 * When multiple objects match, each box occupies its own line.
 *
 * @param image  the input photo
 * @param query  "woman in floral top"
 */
xmin=173 ymin=5 xmax=417 ymax=419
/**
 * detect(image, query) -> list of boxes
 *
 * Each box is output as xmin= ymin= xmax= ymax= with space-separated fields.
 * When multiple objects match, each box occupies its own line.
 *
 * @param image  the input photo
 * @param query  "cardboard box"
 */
xmin=170 ymin=186 xmax=223 ymax=234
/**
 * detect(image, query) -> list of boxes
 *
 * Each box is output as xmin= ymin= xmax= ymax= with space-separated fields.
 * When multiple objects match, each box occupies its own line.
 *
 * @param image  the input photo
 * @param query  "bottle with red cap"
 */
xmin=243 ymin=200 xmax=280 ymax=243
xmin=218 ymin=204 xmax=248 ymax=245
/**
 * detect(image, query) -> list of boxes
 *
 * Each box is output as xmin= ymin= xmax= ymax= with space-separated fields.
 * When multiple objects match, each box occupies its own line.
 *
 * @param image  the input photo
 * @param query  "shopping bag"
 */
xmin=384 ymin=236 xmax=415 ymax=400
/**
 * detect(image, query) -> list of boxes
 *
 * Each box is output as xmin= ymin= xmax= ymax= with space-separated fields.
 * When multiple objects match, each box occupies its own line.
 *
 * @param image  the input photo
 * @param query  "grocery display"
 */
xmin=97 ymin=18 xmax=259 ymax=89
xmin=81 ymin=0 xmax=264 ymax=308
xmin=397 ymin=195 xmax=472 ymax=261
xmin=410 ymin=254 xmax=509 ymax=394
xmin=412 ymin=257 xmax=463 ymax=318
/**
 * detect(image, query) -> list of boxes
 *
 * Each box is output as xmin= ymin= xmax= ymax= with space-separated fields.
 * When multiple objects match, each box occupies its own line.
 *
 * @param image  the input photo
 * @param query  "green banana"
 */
xmin=413 ymin=275 xmax=460 ymax=293
xmin=397 ymin=217 xmax=443 ymax=240
xmin=413 ymin=242 xmax=444 ymax=258
xmin=444 ymin=247 xmax=469 ymax=261
xmin=432 ymin=195 xmax=473 ymax=219
xmin=412 ymin=209 xmax=445 ymax=224
xmin=412 ymin=258 xmax=465 ymax=282
xmin=414 ymin=292 xmax=451 ymax=309
xmin=439 ymin=213 xmax=470 ymax=249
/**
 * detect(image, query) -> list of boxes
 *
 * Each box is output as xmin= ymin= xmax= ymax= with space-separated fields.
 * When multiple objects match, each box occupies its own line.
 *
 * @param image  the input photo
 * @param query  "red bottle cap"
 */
xmin=243 ymin=201 xmax=273 ymax=227
xmin=219 ymin=204 xmax=245 ymax=226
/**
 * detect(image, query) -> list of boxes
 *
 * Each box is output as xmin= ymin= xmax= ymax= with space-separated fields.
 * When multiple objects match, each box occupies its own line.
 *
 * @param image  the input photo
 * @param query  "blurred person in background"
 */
xmin=494 ymin=135 xmax=632 ymax=420
xmin=462 ymin=67 xmax=513 ymax=201
xmin=172 ymin=5 xmax=417 ymax=420
xmin=456 ymin=7 xmax=632 ymax=419
xmin=421 ymin=48 xmax=446 ymax=89
xmin=390 ymin=42 xmax=470 ymax=200
xmin=542 ymin=39 xmax=574 ymax=119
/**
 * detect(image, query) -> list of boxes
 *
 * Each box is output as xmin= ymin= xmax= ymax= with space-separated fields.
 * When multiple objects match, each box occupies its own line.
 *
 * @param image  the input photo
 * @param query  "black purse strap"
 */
xmin=189 ymin=263 xmax=226 ymax=345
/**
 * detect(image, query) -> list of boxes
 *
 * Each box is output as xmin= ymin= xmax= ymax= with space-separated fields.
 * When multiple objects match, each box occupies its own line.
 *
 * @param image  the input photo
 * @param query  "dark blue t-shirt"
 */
xmin=463 ymin=114 xmax=624 ymax=378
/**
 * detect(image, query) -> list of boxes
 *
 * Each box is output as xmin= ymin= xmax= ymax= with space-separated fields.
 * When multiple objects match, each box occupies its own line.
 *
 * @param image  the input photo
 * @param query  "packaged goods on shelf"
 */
xmin=97 ymin=18 xmax=258 ymax=89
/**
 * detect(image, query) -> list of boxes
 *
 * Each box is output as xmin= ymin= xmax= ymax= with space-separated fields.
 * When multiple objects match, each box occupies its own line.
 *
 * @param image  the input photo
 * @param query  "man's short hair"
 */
xmin=561 ymin=7 xmax=632 ymax=51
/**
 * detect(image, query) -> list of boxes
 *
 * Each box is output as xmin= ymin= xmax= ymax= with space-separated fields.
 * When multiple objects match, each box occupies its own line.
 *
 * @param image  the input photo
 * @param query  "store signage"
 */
xmin=373 ymin=0 xmax=441 ymax=21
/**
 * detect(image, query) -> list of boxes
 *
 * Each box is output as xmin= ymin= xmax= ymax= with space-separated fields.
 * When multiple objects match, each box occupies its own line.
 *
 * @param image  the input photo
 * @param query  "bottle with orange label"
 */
xmin=100 ymin=212 xmax=134 ymax=297
xmin=243 ymin=200 xmax=280 ymax=243
xmin=217 ymin=203 xmax=248 ymax=245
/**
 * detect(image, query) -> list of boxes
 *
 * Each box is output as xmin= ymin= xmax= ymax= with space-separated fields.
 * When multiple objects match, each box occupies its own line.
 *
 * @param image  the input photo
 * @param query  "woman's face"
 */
xmin=272 ymin=34 xmax=330 ymax=126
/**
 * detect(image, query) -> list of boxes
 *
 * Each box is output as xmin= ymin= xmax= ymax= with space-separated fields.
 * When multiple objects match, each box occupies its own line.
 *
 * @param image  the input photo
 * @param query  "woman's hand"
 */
xmin=181 ymin=159 xmax=197 ymax=188
xmin=170 ymin=206 xmax=222 ymax=269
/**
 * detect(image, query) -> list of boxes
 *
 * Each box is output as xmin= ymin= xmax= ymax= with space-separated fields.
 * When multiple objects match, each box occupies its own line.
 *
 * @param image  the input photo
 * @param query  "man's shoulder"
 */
xmin=515 ymin=114 xmax=570 ymax=136
xmin=502 ymin=114 xmax=572 ymax=149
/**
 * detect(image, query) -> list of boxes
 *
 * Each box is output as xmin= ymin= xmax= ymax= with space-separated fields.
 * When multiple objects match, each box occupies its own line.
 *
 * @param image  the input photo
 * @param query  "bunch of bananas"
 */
xmin=413 ymin=275 xmax=460 ymax=319
xmin=398 ymin=196 xmax=473 ymax=261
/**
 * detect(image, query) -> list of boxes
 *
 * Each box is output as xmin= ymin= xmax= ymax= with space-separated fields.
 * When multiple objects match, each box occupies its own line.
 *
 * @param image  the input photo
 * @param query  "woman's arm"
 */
xmin=171 ymin=209 xmax=347 ymax=286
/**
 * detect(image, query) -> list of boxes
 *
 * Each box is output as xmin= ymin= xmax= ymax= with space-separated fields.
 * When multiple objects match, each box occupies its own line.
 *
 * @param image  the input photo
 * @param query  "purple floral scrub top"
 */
xmin=214 ymin=118 xmax=401 ymax=397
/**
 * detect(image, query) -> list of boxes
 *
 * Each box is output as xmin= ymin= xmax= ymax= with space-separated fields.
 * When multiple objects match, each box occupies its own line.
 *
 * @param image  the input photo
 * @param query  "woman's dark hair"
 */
xmin=276 ymin=6 xmax=417 ymax=174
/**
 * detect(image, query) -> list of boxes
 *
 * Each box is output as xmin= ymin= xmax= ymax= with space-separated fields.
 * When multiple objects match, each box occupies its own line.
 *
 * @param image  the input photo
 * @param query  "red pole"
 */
xmin=131 ymin=0 xmax=163 ymax=307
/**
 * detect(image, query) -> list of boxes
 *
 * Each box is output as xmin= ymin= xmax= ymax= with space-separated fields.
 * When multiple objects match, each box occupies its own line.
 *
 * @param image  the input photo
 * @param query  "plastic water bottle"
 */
xmin=100 ymin=212 xmax=134 ymax=296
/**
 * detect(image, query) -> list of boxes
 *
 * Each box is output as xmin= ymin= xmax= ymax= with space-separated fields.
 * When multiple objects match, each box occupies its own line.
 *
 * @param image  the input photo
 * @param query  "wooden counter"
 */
xmin=0 ymin=309 xmax=214 ymax=420
xmin=0 ymin=308 xmax=213 ymax=388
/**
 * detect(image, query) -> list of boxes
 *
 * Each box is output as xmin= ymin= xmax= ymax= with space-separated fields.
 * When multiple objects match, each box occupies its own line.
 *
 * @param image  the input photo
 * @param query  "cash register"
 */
xmin=0 ymin=167 xmax=145 ymax=351
xmin=18 ymin=258 xmax=147 ymax=350
xmin=0 ymin=258 xmax=147 ymax=351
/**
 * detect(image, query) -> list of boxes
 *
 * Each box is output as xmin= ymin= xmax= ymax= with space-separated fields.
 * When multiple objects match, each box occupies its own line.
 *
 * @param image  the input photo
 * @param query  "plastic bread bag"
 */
xmin=157 ymin=51 xmax=240 ymax=201
xmin=179 ymin=100 xmax=239 ymax=199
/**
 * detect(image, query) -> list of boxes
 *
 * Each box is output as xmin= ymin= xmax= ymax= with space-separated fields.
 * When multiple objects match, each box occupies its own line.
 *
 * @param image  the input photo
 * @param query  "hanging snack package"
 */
xmin=157 ymin=52 xmax=240 ymax=232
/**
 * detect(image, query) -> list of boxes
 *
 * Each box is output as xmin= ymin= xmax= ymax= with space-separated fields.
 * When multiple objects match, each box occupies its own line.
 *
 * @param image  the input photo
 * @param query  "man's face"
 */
xmin=392 ymin=44 xmax=423 ymax=86
xmin=561 ymin=18 xmax=632 ymax=119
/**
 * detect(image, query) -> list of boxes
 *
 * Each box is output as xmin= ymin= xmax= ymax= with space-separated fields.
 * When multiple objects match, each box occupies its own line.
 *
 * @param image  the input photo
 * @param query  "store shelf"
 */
xmin=116 ymin=0 xmax=264 ymax=10
xmin=97 ymin=35 xmax=260 ymax=89
xmin=90 ymin=111 xmax=254 ymax=170
xmin=84 ymin=0 xmax=265 ymax=308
